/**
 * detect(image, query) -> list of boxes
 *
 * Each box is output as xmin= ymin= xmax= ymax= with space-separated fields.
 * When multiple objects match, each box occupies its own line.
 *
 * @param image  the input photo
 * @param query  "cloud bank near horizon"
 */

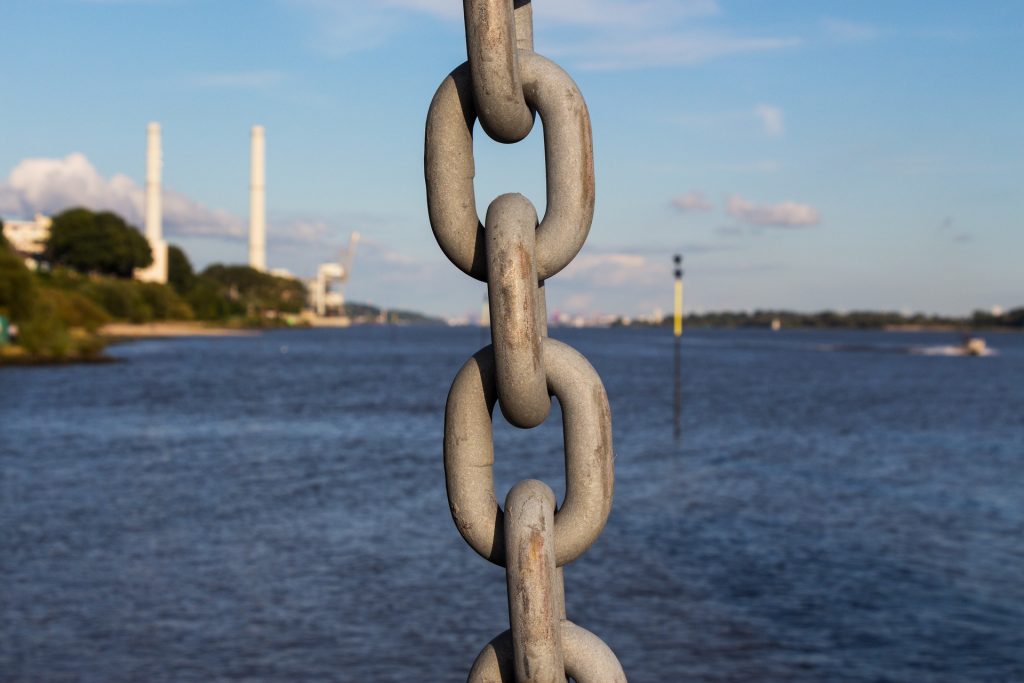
xmin=672 ymin=190 xmax=713 ymax=213
xmin=0 ymin=153 xmax=244 ymax=237
xmin=726 ymin=194 xmax=821 ymax=227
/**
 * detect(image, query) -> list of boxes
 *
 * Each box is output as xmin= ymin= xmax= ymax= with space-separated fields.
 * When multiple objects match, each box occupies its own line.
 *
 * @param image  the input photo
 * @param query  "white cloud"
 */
xmin=287 ymin=0 xmax=799 ymax=69
xmin=533 ymin=0 xmax=721 ymax=29
xmin=726 ymin=195 xmax=820 ymax=227
xmin=325 ymin=233 xmax=419 ymax=267
xmin=678 ymin=104 xmax=789 ymax=139
xmin=571 ymin=252 xmax=648 ymax=270
xmin=544 ymin=244 xmax=735 ymax=316
xmin=561 ymin=252 xmax=661 ymax=287
xmin=285 ymin=0 xmax=416 ymax=57
xmin=379 ymin=0 xmax=721 ymax=28
xmin=190 ymin=70 xmax=285 ymax=89
xmin=0 ymin=153 xmax=243 ymax=237
xmin=672 ymin=190 xmax=712 ymax=212
xmin=268 ymin=216 xmax=331 ymax=245
xmin=754 ymin=104 xmax=784 ymax=136
xmin=555 ymin=33 xmax=800 ymax=71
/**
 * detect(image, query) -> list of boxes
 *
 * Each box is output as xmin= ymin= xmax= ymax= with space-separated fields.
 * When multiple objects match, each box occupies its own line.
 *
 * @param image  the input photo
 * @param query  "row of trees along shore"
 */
xmin=2 ymin=207 xmax=1020 ymax=362
xmin=0 ymin=208 xmax=307 ymax=362
xmin=635 ymin=308 xmax=1024 ymax=331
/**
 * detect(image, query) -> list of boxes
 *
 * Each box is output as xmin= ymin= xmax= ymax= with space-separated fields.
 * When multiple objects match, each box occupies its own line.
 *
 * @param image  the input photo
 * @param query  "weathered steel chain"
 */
xmin=425 ymin=2 xmax=626 ymax=681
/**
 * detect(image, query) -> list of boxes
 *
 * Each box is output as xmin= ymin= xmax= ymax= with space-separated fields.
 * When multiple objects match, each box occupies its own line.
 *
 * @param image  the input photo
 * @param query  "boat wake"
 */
xmin=813 ymin=342 xmax=998 ymax=357
xmin=911 ymin=344 xmax=998 ymax=357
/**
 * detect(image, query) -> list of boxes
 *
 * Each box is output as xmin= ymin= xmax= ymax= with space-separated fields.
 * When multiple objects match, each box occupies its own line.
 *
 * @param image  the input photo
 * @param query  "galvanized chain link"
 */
xmin=425 ymin=2 xmax=626 ymax=680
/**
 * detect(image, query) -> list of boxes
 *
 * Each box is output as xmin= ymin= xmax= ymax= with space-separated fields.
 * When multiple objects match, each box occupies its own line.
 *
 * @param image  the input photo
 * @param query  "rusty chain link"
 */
xmin=462 ymin=0 xmax=535 ymax=143
xmin=445 ymin=339 xmax=613 ymax=567
xmin=425 ymin=53 xmax=595 ymax=283
xmin=426 ymin=2 xmax=626 ymax=680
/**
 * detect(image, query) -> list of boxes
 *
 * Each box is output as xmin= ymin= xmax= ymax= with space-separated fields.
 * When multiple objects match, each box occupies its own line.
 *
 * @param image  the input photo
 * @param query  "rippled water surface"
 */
xmin=2 ymin=327 xmax=1022 ymax=682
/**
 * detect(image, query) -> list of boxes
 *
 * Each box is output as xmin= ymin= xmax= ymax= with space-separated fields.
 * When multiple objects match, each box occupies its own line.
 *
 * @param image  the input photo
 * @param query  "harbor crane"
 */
xmin=312 ymin=232 xmax=360 ymax=317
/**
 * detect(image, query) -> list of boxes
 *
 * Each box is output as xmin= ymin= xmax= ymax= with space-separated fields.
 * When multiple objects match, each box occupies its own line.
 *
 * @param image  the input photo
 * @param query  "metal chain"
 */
xmin=426 ymin=2 xmax=626 ymax=680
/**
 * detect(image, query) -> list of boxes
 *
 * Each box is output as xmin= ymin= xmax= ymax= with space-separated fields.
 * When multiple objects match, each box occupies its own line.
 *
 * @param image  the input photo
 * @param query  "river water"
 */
xmin=2 ymin=327 xmax=1022 ymax=682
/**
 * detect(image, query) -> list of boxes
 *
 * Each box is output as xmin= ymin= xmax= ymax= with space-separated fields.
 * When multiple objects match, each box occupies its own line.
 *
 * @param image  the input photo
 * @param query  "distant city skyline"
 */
xmin=1 ymin=0 xmax=1021 ymax=317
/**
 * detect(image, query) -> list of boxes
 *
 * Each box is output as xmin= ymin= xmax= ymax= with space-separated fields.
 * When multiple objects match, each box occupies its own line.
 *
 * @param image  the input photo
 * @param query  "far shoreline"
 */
xmin=3 ymin=323 xmax=1019 ymax=369
xmin=99 ymin=321 xmax=261 ymax=340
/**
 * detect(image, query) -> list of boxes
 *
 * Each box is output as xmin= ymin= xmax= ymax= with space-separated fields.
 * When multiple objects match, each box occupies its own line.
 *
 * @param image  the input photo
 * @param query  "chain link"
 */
xmin=425 ymin=53 xmax=595 ymax=283
xmin=462 ymin=0 xmax=536 ymax=143
xmin=445 ymin=339 xmax=613 ymax=567
xmin=467 ymin=622 xmax=627 ymax=683
xmin=503 ymin=480 xmax=563 ymax=681
xmin=485 ymin=194 xmax=551 ymax=428
xmin=426 ymin=2 xmax=626 ymax=680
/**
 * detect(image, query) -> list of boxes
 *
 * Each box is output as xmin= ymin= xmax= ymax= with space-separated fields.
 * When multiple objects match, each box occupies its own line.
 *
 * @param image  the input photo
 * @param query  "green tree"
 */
xmin=0 ymin=242 xmax=37 ymax=321
xmin=200 ymin=264 xmax=308 ymax=315
xmin=45 ymin=208 xmax=153 ymax=278
xmin=167 ymin=244 xmax=196 ymax=294
xmin=17 ymin=292 xmax=71 ymax=357
xmin=1005 ymin=308 xmax=1024 ymax=328
xmin=186 ymin=278 xmax=236 ymax=320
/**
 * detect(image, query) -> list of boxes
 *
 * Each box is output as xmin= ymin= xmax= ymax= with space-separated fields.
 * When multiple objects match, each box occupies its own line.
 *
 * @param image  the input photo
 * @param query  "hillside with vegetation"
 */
xmin=1 ymin=207 xmax=445 ymax=363
xmin=0 ymin=209 xmax=309 ymax=363
xmin=342 ymin=301 xmax=446 ymax=326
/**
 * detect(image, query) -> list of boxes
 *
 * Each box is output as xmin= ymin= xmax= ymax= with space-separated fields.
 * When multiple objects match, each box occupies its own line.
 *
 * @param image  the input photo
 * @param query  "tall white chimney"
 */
xmin=145 ymin=122 xmax=162 ymax=243
xmin=249 ymin=125 xmax=266 ymax=271
xmin=136 ymin=121 xmax=168 ymax=283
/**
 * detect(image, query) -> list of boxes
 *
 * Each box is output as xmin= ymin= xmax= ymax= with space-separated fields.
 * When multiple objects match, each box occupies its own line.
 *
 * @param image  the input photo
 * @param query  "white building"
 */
xmin=2 ymin=213 xmax=52 ymax=268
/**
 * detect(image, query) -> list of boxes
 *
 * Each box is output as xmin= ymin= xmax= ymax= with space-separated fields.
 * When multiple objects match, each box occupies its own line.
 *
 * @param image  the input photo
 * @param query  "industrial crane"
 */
xmin=312 ymin=231 xmax=360 ymax=317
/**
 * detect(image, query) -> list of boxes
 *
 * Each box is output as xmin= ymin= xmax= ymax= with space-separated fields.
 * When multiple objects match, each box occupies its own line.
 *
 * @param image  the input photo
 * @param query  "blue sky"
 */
xmin=1 ymin=0 xmax=1021 ymax=318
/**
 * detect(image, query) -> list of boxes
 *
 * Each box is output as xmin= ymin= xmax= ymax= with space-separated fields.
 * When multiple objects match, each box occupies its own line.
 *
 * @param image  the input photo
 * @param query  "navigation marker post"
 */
xmin=673 ymin=254 xmax=683 ymax=440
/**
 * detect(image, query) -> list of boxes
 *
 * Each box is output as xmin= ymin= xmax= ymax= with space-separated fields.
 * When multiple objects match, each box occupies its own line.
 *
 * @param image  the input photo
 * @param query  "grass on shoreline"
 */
xmin=0 ymin=249 xmax=301 ymax=364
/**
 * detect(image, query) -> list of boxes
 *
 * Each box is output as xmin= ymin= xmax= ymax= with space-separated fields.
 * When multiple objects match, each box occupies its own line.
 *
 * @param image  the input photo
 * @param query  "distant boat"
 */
xmin=910 ymin=335 xmax=995 ymax=357
xmin=962 ymin=336 xmax=989 ymax=356
xmin=771 ymin=318 xmax=782 ymax=331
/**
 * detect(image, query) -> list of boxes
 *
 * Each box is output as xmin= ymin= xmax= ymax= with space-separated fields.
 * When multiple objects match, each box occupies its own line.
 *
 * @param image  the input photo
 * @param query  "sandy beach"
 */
xmin=99 ymin=322 xmax=259 ymax=338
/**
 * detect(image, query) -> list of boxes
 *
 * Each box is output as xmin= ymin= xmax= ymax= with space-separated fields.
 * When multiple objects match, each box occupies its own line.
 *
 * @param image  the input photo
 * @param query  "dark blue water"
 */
xmin=2 ymin=327 xmax=1022 ymax=682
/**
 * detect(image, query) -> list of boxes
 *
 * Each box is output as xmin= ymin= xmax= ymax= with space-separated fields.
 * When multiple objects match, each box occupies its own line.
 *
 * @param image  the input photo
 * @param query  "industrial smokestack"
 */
xmin=249 ymin=125 xmax=266 ymax=271
xmin=145 ymin=122 xmax=162 ymax=243
xmin=136 ymin=122 xmax=168 ymax=283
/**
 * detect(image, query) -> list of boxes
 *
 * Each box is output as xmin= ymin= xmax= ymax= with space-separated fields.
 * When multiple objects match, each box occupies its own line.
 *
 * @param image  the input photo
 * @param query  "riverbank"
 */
xmin=100 ymin=322 xmax=259 ymax=339
xmin=0 ymin=343 xmax=113 ymax=366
